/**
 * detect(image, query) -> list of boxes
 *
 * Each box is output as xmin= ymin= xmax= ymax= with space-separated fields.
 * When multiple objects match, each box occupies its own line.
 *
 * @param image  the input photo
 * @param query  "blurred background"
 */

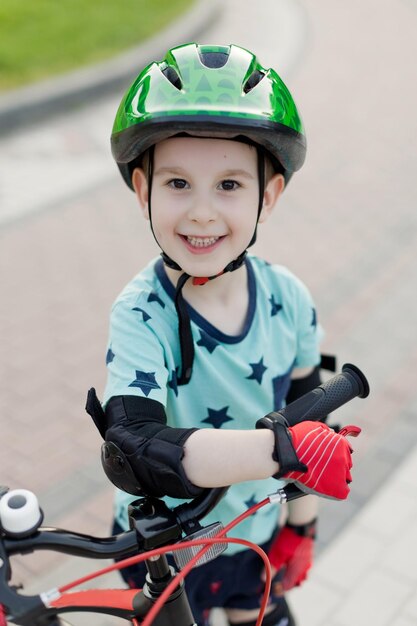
xmin=1 ymin=1 xmax=416 ymax=625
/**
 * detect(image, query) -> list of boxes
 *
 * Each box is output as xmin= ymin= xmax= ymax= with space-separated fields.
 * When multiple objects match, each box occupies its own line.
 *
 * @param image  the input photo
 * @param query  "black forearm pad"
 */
xmin=104 ymin=395 xmax=204 ymax=499
xmin=106 ymin=394 xmax=167 ymax=428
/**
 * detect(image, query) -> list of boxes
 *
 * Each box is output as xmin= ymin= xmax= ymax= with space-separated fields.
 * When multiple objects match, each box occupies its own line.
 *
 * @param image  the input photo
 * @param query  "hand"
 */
xmin=284 ymin=423 xmax=361 ymax=500
xmin=267 ymin=523 xmax=315 ymax=591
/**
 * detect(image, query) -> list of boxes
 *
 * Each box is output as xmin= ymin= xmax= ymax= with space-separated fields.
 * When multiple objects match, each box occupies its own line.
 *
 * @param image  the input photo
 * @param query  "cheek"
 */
xmin=150 ymin=206 xmax=177 ymax=240
xmin=231 ymin=192 xmax=260 ymax=227
xmin=152 ymin=188 xmax=191 ymax=230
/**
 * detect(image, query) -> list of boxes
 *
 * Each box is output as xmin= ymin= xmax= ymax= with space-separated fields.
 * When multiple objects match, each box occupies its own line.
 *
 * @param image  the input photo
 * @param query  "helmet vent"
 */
xmin=161 ymin=65 xmax=182 ymax=90
xmin=199 ymin=51 xmax=229 ymax=68
xmin=243 ymin=70 xmax=265 ymax=93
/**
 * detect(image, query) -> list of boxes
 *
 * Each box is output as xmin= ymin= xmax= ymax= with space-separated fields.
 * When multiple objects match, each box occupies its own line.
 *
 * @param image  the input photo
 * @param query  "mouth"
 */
xmin=180 ymin=235 xmax=225 ymax=252
xmin=185 ymin=235 xmax=221 ymax=248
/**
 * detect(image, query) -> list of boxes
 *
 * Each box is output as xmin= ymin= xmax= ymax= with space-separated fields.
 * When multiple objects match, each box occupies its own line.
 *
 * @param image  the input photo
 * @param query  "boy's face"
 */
xmin=132 ymin=136 xmax=283 ymax=278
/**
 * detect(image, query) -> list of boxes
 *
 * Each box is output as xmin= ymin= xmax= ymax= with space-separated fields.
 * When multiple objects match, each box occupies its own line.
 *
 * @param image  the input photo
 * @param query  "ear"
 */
xmin=258 ymin=173 xmax=285 ymax=224
xmin=131 ymin=167 xmax=150 ymax=220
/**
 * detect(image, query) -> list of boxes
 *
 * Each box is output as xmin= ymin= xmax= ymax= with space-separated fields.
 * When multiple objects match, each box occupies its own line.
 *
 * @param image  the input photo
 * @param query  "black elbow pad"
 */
xmin=286 ymin=366 xmax=321 ymax=405
xmin=286 ymin=355 xmax=338 ymax=423
xmin=102 ymin=395 xmax=204 ymax=499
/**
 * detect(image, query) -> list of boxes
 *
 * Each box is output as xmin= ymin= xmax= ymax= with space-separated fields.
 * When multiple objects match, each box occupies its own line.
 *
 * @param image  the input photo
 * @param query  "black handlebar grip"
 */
xmin=277 ymin=363 xmax=369 ymax=427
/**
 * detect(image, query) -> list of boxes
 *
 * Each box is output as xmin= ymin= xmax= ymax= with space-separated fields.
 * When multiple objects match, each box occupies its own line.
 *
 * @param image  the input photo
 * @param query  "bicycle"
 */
xmin=0 ymin=364 xmax=369 ymax=626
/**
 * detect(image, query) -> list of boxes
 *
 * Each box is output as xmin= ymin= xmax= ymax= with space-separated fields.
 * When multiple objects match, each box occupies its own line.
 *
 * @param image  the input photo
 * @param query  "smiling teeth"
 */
xmin=187 ymin=236 xmax=219 ymax=247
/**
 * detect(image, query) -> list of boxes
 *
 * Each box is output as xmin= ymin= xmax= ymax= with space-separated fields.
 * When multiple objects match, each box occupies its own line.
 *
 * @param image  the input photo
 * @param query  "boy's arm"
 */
xmin=182 ymin=366 xmax=316 ymax=487
xmin=100 ymin=348 xmax=354 ymax=500
xmin=100 ymin=393 xmax=355 ymax=500
xmin=287 ymin=493 xmax=318 ymax=524
xmin=266 ymin=495 xmax=318 ymax=591
xmin=99 ymin=393 xmax=278 ymax=495
xmin=182 ymin=427 xmax=279 ymax=485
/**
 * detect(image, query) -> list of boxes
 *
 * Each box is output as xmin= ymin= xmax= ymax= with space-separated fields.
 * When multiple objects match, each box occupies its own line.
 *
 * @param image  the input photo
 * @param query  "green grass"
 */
xmin=0 ymin=0 xmax=195 ymax=91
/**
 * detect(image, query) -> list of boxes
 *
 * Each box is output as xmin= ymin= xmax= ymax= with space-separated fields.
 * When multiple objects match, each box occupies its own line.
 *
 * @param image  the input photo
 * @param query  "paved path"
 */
xmin=1 ymin=1 xmax=417 ymax=624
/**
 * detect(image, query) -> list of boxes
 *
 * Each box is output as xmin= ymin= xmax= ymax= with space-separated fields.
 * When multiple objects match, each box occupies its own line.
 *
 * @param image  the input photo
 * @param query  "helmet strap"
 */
xmin=174 ymin=272 xmax=194 ymax=385
xmin=249 ymin=146 xmax=266 ymax=246
xmin=146 ymin=145 xmax=161 ymax=254
xmin=175 ymin=249 xmax=248 ymax=385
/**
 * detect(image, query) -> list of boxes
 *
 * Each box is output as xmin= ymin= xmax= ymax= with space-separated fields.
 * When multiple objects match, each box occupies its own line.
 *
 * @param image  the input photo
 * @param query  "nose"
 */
xmin=186 ymin=195 xmax=217 ymax=223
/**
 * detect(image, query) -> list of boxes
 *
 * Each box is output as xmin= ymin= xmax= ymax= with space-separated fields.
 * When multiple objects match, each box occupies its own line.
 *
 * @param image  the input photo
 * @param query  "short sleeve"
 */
xmin=103 ymin=298 xmax=168 ymax=407
xmin=293 ymin=279 xmax=322 ymax=369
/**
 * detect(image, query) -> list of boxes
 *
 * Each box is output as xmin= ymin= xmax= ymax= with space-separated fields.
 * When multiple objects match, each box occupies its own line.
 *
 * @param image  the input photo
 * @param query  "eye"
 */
xmin=219 ymin=179 xmax=240 ymax=191
xmin=167 ymin=178 xmax=189 ymax=189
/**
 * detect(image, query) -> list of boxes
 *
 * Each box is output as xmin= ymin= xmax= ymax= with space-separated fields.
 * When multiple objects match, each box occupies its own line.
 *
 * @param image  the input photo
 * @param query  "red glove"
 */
xmin=269 ymin=522 xmax=316 ymax=591
xmin=284 ymin=423 xmax=361 ymax=500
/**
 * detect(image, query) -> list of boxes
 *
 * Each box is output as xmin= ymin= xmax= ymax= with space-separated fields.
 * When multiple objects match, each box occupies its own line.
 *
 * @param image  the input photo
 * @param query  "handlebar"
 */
xmin=174 ymin=487 xmax=228 ymax=534
xmin=278 ymin=363 xmax=369 ymax=426
xmin=3 ymin=527 xmax=138 ymax=560
xmin=0 ymin=492 xmax=230 ymax=565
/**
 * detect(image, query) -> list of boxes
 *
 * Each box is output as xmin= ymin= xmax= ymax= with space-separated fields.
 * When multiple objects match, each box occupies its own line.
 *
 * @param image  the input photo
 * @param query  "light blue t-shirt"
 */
xmin=104 ymin=255 xmax=321 ymax=552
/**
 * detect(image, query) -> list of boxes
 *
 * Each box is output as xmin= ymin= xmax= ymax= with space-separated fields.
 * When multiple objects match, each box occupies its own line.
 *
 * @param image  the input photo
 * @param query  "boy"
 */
xmin=94 ymin=43 xmax=358 ymax=626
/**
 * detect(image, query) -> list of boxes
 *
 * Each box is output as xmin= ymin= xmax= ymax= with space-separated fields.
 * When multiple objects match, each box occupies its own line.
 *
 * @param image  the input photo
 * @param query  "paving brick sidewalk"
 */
xmin=290 ymin=442 xmax=417 ymax=626
xmin=1 ymin=1 xmax=417 ymax=625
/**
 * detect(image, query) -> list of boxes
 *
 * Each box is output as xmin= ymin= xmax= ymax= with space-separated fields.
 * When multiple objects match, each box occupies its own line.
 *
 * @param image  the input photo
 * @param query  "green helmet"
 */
xmin=111 ymin=42 xmax=306 ymax=187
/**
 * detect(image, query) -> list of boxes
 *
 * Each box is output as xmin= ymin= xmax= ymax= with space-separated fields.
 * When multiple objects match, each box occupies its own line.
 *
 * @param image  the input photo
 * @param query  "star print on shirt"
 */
xmin=269 ymin=295 xmax=283 ymax=317
xmin=106 ymin=348 xmax=115 ymax=365
xmin=128 ymin=370 xmax=161 ymax=397
xmin=244 ymin=494 xmax=258 ymax=510
xmin=311 ymin=308 xmax=317 ymax=329
xmin=148 ymin=291 xmax=165 ymax=308
xmin=196 ymin=330 xmax=220 ymax=354
xmin=132 ymin=307 xmax=151 ymax=322
xmin=246 ymin=357 xmax=268 ymax=384
xmin=272 ymin=371 xmax=292 ymax=410
xmin=202 ymin=407 xmax=234 ymax=429
xmin=168 ymin=369 xmax=179 ymax=397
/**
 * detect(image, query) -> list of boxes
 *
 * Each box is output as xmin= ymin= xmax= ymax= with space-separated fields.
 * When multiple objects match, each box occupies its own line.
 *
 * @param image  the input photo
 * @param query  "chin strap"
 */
xmin=174 ymin=251 xmax=248 ymax=385
xmin=174 ymin=272 xmax=194 ymax=385
xmin=147 ymin=142 xmax=265 ymax=386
